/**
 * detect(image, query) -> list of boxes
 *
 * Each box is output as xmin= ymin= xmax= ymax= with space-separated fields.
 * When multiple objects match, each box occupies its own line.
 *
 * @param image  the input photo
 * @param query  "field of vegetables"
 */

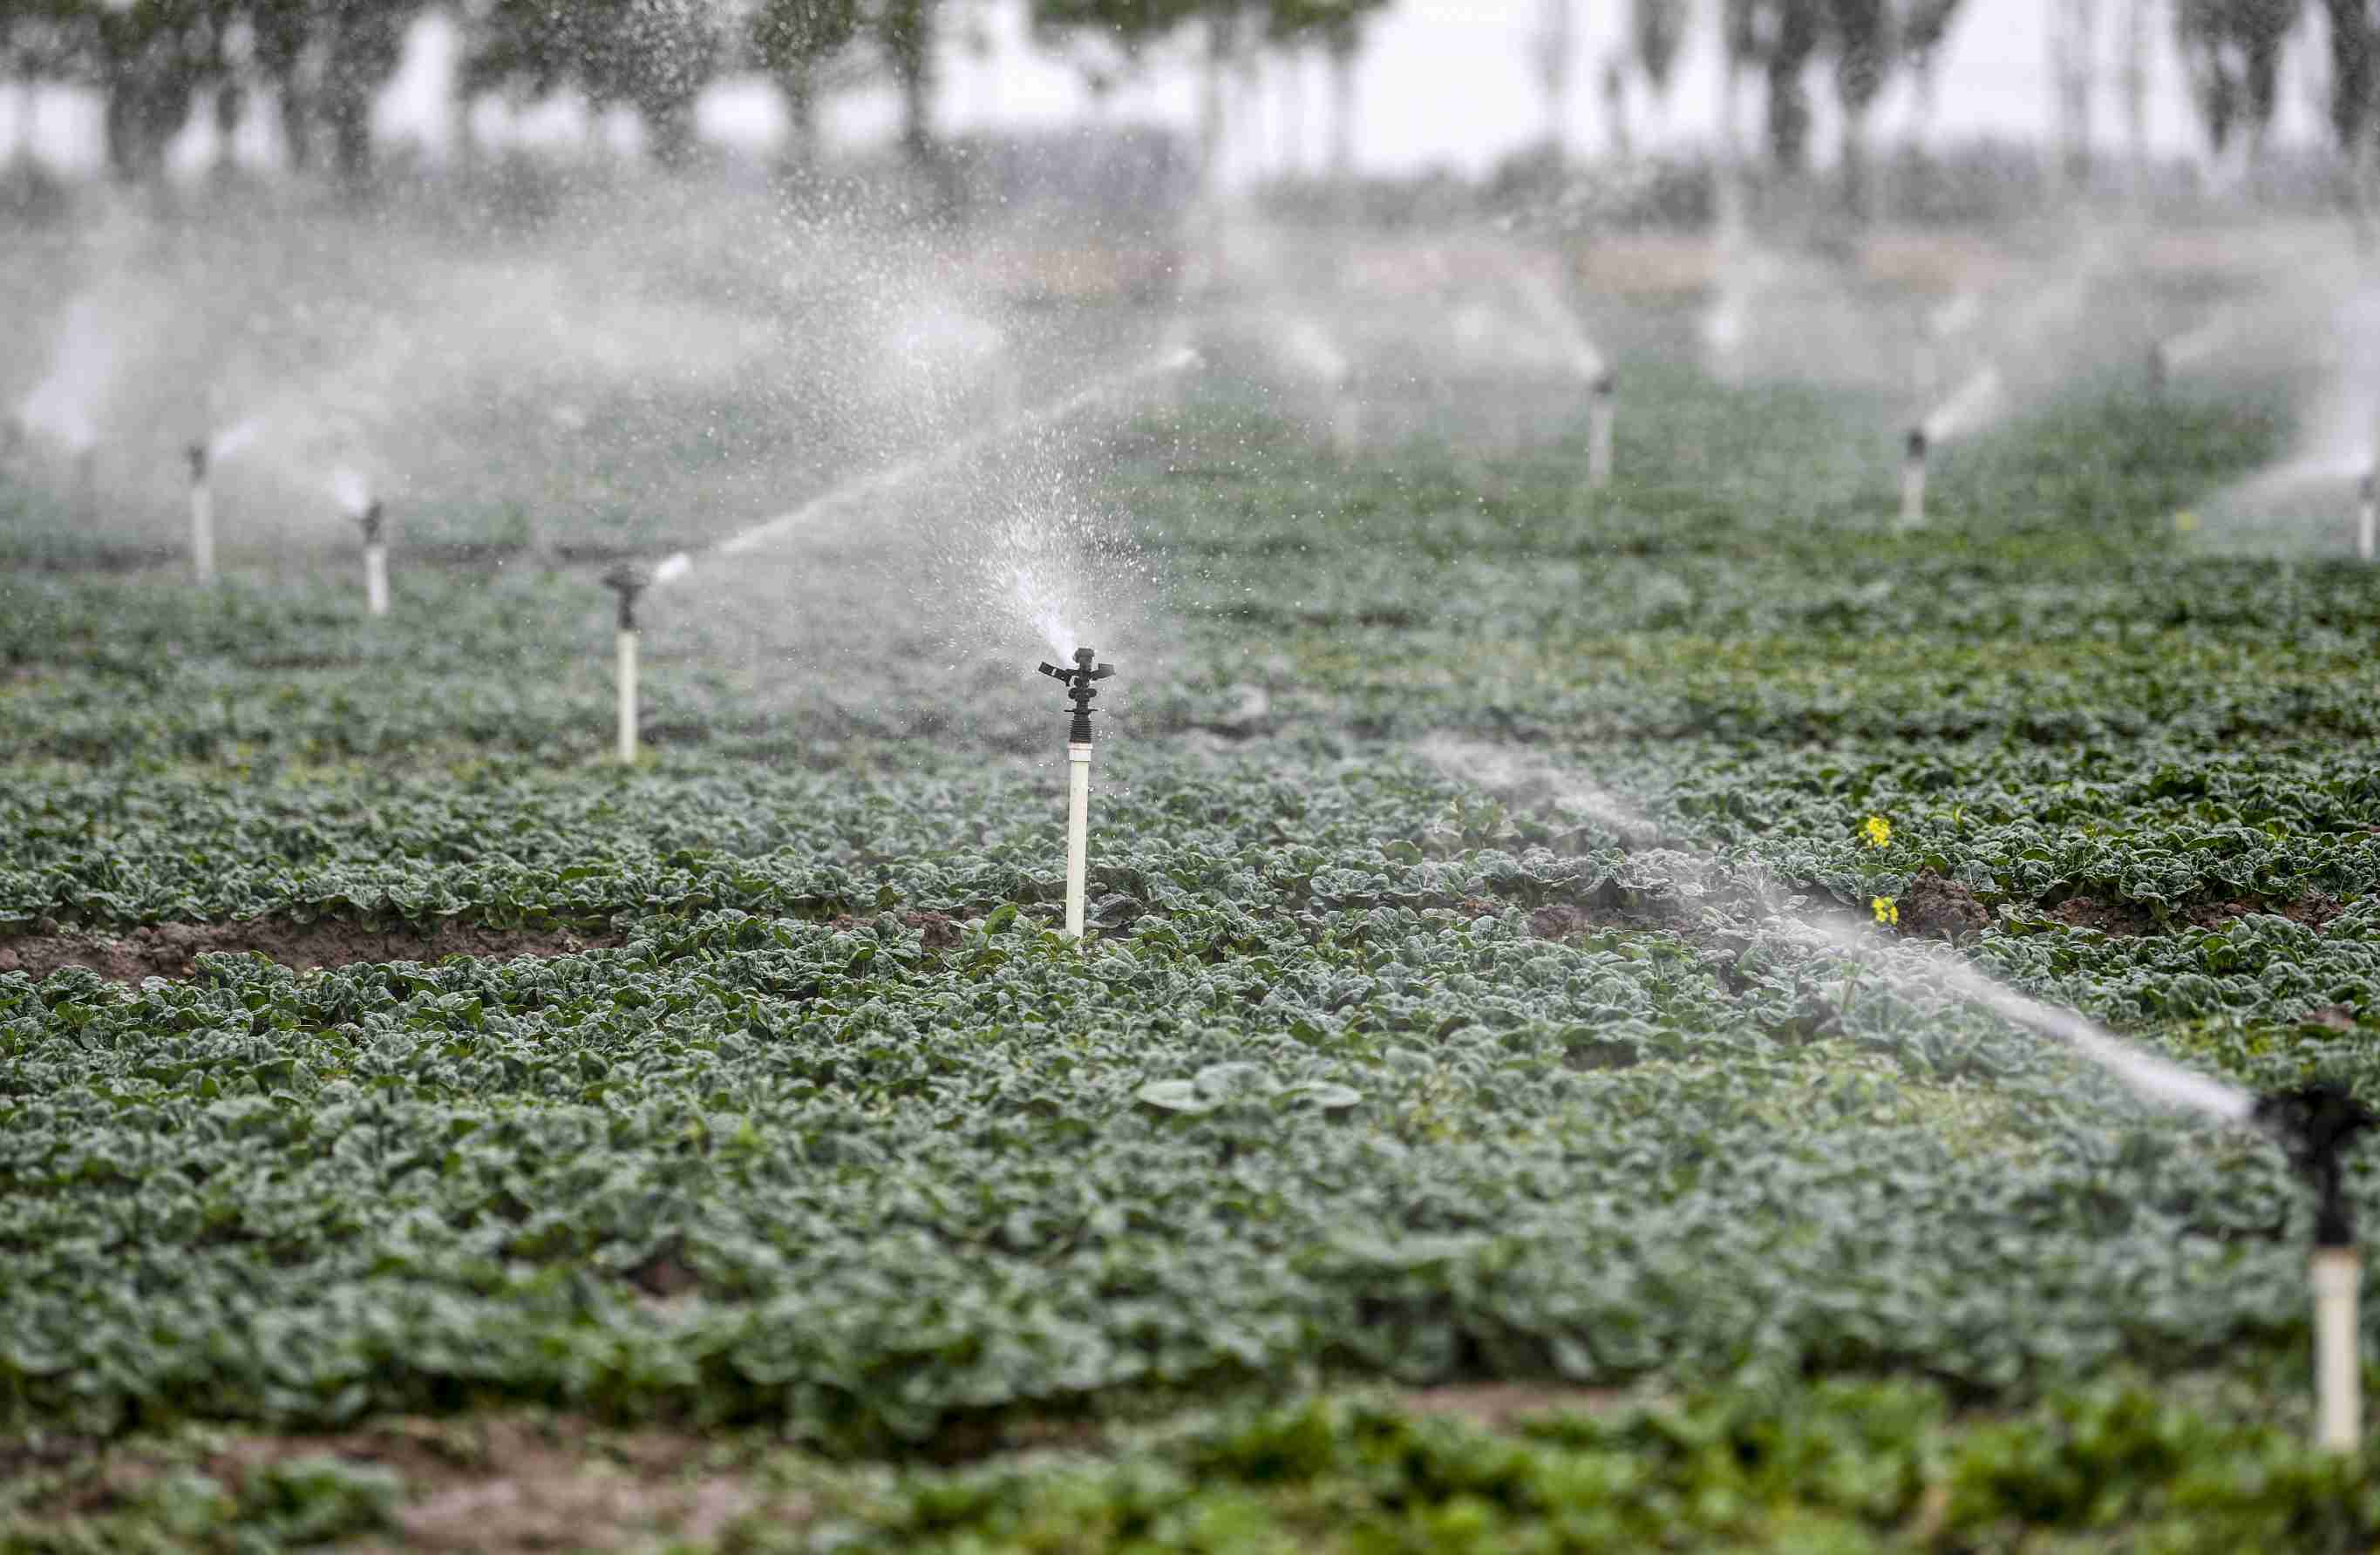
xmin=9 ymin=318 xmax=2380 ymax=1551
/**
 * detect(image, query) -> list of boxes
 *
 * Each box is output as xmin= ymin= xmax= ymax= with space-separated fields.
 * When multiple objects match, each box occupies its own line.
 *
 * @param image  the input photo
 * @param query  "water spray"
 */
xmin=2254 ymin=1083 xmax=2377 ymax=1454
xmin=1588 ymin=371 xmax=1616 ymax=491
xmin=1900 ymin=426 xmax=1928 ymax=529
xmin=186 ymin=442 xmax=214 ymax=584
xmin=717 ymin=347 xmax=1199 ymax=560
xmin=1037 ymin=647 xmax=1114 ymax=939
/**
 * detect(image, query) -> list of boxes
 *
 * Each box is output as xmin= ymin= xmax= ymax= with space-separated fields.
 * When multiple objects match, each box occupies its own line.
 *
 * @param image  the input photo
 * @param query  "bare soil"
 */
xmin=0 ymin=919 xmax=623 ymax=983
xmin=28 ymin=1416 xmax=779 ymax=1552
xmin=2050 ymin=892 xmax=2344 ymax=938
xmin=1894 ymin=872 xmax=1993 ymax=941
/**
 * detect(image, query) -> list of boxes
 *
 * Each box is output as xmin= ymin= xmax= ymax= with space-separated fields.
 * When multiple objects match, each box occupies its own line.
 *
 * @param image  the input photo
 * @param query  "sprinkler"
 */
xmin=1588 ymin=370 xmax=1616 ymax=491
xmin=1037 ymin=646 xmax=1114 ymax=939
xmin=602 ymin=563 xmax=651 ymax=764
xmin=2254 ymin=1082 xmax=2378 ymax=1454
xmin=354 ymin=500 xmax=388 ymax=616
xmin=1331 ymin=367 xmax=1363 ymax=458
xmin=186 ymin=441 xmax=214 ymax=585
xmin=72 ymin=442 xmax=95 ymax=527
xmin=2146 ymin=341 xmax=2169 ymax=398
xmin=2362 ymin=469 xmax=2377 ymax=564
xmin=1900 ymin=426 xmax=1928 ymax=530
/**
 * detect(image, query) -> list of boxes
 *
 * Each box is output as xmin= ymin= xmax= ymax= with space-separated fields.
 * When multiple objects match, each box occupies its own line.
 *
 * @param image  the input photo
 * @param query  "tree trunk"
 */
xmin=645 ymin=94 xmax=697 ymax=167
xmin=1534 ymin=0 xmax=1573 ymax=157
xmin=277 ymin=78 xmax=313 ymax=173
xmin=2050 ymin=0 xmax=2098 ymax=197
xmin=1840 ymin=102 xmax=1870 ymax=221
xmin=780 ymin=61 xmax=819 ymax=170
xmin=1329 ymin=37 xmax=1357 ymax=185
xmin=1198 ymin=13 xmax=1227 ymax=209
xmin=326 ymin=87 xmax=371 ymax=189
xmin=2121 ymin=0 xmax=2151 ymax=199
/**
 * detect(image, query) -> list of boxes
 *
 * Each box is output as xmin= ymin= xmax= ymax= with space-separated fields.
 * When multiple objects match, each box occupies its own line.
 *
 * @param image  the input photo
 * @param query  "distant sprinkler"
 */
xmin=1331 ymin=366 xmax=1363 ymax=458
xmin=72 ymin=441 xmax=96 ymax=528
xmin=355 ymin=500 xmax=389 ymax=616
xmin=1587 ymin=370 xmax=1616 ymax=492
xmin=1900 ymin=426 xmax=1928 ymax=530
xmin=602 ymin=563 xmax=654 ymax=764
xmin=186 ymin=442 xmax=214 ymax=585
xmin=2253 ymin=1082 xmax=2378 ymax=1454
xmin=1037 ymin=647 xmax=1115 ymax=939
xmin=2145 ymin=341 xmax=2169 ymax=399
xmin=2361 ymin=469 xmax=2377 ymax=564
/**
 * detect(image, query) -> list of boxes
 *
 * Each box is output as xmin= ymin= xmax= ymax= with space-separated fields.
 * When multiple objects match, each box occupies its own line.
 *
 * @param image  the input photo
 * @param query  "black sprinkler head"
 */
xmin=2254 ymin=1082 xmax=2378 ymax=1248
xmin=1907 ymin=426 xmax=1929 ymax=460
xmin=1592 ymin=371 xmax=1615 ymax=398
xmin=357 ymin=499 xmax=384 ymax=546
xmin=2362 ymin=470 xmax=2376 ymax=504
xmin=186 ymin=441 xmax=207 ymax=480
xmin=1038 ymin=646 xmax=1116 ymax=744
xmin=602 ymin=562 xmax=652 ymax=632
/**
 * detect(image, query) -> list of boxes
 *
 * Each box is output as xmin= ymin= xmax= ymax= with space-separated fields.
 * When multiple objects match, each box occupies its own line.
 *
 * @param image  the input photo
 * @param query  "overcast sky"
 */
xmin=0 ymin=0 xmax=2342 ymax=179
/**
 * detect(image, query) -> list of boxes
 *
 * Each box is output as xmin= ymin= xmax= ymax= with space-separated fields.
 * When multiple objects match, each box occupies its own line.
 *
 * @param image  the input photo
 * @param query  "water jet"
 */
xmin=1038 ymin=647 xmax=1113 ymax=939
xmin=2254 ymin=1082 xmax=2377 ymax=1454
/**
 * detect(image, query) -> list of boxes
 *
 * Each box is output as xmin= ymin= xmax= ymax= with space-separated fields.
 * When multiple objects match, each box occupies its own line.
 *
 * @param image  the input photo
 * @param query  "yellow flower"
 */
xmin=2175 ymin=511 xmax=2200 ymax=533
xmin=1872 ymin=896 xmax=1900 ymax=927
xmin=1863 ymin=815 xmax=1891 ymax=849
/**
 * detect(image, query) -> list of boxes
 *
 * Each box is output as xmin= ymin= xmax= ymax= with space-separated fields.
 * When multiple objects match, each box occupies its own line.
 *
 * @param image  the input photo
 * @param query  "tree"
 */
xmin=2049 ymin=0 xmax=2098 ymax=192
xmin=1265 ymin=0 xmax=1386 ymax=186
xmin=1728 ymin=0 xmax=1827 ymax=169
xmin=873 ymin=0 xmax=939 ymax=175
xmin=1632 ymin=0 xmax=1685 ymax=129
xmin=1530 ymin=0 xmax=1574 ymax=155
xmin=464 ymin=0 xmax=724 ymax=169
xmin=2174 ymin=0 xmax=2302 ymax=166
xmin=2325 ymin=0 xmax=2374 ymax=159
xmin=1829 ymin=0 xmax=1887 ymax=213
xmin=1899 ymin=0 xmax=1964 ymax=149
xmin=751 ymin=0 xmax=860 ymax=166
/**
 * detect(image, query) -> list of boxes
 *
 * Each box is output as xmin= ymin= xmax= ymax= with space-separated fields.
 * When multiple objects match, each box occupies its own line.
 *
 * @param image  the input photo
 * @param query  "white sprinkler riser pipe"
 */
xmin=364 ymin=542 xmax=388 ymax=616
xmin=2360 ymin=486 xmax=2376 ymax=564
xmin=1332 ymin=391 xmax=1362 ymax=457
xmin=1064 ymin=743 xmax=1092 ymax=938
xmin=2314 ymin=1248 xmax=2362 ymax=1455
xmin=616 ymin=628 xmax=639 ymax=764
xmin=1588 ymin=389 xmax=1615 ymax=490
xmin=1901 ymin=451 xmax=1928 ymax=529
xmin=189 ymin=479 xmax=214 ymax=585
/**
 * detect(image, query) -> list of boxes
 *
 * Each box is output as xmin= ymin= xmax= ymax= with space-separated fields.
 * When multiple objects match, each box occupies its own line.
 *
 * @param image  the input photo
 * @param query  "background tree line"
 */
xmin=0 ymin=0 xmax=2370 ymax=199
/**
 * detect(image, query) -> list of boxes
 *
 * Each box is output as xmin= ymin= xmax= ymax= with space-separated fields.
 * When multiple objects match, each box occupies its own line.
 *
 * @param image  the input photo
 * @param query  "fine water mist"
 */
xmin=1424 ymin=737 xmax=2256 ymax=1127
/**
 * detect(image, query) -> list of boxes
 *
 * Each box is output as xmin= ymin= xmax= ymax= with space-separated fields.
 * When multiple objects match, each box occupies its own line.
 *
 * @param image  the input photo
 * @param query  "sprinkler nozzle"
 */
xmin=1591 ymin=371 xmax=1615 ymax=399
xmin=186 ymin=441 xmax=207 ymax=481
xmin=2254 ymin=1083 xmax=2377 ymax=1248
xmin=1906 ymin=426 xmax=1929 ymax=461
xmin=356 ymin=499 xmax=384 ymax=546
xmin=602 ymin=562 xmax=652 ymax=632
xmin=1038 ymin=646 xmax=1115 ymax=744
